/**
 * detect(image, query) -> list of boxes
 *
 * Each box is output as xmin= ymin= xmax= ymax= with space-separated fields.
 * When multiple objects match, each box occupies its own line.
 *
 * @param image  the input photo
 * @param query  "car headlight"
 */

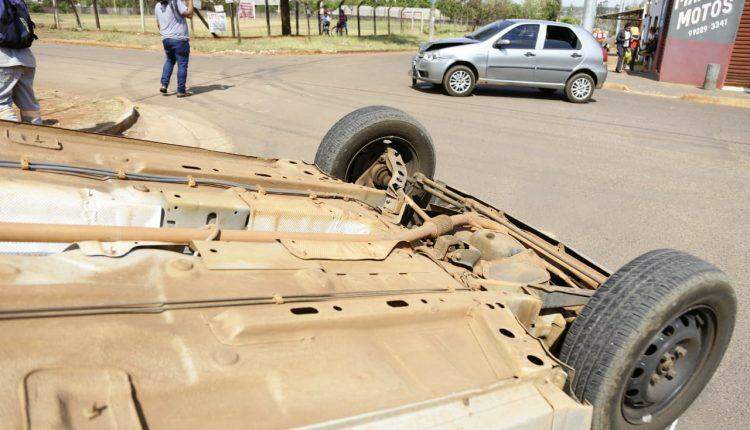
xmin=423 ymin=52 xmax=444 ymax=61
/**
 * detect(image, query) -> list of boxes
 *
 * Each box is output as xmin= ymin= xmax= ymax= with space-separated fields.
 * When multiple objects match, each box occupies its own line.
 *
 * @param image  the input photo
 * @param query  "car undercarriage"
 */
xmin=0 ymin=107 xmax=734 ymax=430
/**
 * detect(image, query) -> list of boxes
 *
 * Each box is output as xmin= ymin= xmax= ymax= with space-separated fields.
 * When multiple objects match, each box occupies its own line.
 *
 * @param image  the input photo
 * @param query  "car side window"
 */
xmin=502 ymin=24 xmax=540 ymax=50
xmin=544 ymin=26 xmax=581 ymax=50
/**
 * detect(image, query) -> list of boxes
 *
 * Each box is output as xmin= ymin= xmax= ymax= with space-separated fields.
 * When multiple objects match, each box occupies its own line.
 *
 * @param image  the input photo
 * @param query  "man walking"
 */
xmin=0 ymin=0 xmax=42 ymax=124
xmin=615 ymin=24 xmax=631 ymax=73
xmin=156 ymin=0 xmax=193 ymax=97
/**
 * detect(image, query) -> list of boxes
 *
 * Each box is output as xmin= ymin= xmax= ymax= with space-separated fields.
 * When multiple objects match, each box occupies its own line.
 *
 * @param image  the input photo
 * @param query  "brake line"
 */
xmin=0 ymin=159 xmax=337 ymax=199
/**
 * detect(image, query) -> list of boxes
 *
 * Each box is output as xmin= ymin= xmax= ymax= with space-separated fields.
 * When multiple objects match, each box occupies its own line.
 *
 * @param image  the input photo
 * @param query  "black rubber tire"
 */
xmin=560 ymin=249 xmax=736 ymax=430
xmin=314 ymin=106 xmax=436 ymax=182
xmin=443 ymin=65 xmax=476 ymax=97
xmin=538 ymin=88 xmax=558 ymax=95
xmin=411 ymin=77 xmax=418 ymax=87
xmin=565 ymin=72 xmax=595 ymax=103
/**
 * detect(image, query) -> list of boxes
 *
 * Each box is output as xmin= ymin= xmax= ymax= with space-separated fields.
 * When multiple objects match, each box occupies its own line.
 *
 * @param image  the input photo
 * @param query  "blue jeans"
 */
xmin=161 ymin=38 xmax=190 ymax=94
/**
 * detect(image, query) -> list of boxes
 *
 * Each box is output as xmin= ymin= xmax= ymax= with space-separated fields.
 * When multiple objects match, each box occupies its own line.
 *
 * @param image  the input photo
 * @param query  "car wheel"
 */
xmin=443 ymin=65 xmax=475 ymax=97
xmin=411 ymin=77 xmax=417 ymax=87
xmin=538 ymin=88 xmax=557 ymax=95
xmin=560 ymin=249 xmax=736 ymax=430
xmin=565 ymin=73 xmax=595 ymax=103
xmin=314 ymin=106 xmax=436 ymax=184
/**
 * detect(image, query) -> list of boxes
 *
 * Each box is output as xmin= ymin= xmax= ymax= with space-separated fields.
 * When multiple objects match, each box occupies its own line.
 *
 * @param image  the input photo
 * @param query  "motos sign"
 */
xmin=669 ymin=0 xmax=745 ymax=43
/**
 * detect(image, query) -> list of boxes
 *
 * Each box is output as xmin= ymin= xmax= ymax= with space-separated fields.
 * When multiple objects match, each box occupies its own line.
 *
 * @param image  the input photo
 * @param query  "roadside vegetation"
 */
xmin=31 ymin=0 xmax=567 ymax=55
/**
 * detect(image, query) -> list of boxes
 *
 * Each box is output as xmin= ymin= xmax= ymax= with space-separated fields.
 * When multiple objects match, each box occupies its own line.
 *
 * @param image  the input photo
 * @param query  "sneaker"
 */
xmin=176 ymin=91 xmax=192 ymax=98
xmin=159 ymin=86 xmax=167 ymax=94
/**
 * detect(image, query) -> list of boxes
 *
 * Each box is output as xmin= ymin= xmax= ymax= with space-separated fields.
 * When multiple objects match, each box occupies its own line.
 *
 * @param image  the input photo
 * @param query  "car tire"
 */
xmin=565 ymin=73 xmax=595 ymax=103
xmin=443 ymin=65 xmax=476 ymax=97
xmin=560 ymin=249 xmax=736 ymax=430
xmin=314 ymin=106 xmax=436 ymax=183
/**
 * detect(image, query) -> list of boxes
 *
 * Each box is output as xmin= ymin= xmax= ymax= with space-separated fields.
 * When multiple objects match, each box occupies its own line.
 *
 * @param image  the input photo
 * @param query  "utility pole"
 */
xmin=428 ymin=0 xmax=435 ymax=41
xmin=614 ymin=0 xmax=625 ymax=38
xmin=582 ymin=0 xmax=597 ymax=32
xmin=139 ymin=0 xmax=146 ymax=32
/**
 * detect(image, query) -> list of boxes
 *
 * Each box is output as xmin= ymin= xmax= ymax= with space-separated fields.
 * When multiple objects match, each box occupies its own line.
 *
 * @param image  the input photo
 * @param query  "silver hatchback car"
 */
xmin=411 ymin=19 xmax=608 ymax=103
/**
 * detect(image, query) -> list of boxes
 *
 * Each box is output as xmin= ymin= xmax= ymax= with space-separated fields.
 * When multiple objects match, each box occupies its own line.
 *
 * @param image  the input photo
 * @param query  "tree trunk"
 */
xmin=66 ymin=0 xmax=83 ymax=30
xmin=265 ymin=0 xmax=271 ymax=36
xmin=295 ymin=1 xmax=299 ymax=35
xmin=280 ymin=0 xmax=291 ymax=35
xmin=92 ymin=0 xmax=101 ymax=30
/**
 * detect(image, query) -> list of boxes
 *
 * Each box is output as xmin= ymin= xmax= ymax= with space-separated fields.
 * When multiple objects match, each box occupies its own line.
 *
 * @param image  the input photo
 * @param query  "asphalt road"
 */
xmin=35 ymin=43 xmax=750 ymax=429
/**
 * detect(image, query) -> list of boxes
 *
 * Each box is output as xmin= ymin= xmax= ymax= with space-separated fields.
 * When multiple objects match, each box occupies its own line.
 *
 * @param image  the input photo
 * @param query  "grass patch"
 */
xmin=37 ymin=27 xmax=427 ymax=54
xmin=34 ymin=12 xmax=467 ymax=55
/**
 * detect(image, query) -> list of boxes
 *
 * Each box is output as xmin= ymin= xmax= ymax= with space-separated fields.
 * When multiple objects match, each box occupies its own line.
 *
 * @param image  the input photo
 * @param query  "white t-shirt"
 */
xmin=155 ymin=0 xmax=189 ymax=41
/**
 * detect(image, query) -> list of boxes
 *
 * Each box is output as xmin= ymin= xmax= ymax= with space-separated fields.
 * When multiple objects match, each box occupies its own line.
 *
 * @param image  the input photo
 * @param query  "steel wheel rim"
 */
xmin=571 ymin=77 xmax=592 ymax=100
xmin=449 ymin=70 xmax=472 ymax=93
xmin=344 ymin=136 xmax=420 ymax=185
xmin=621 ymin=307 xmax=716 ymax=424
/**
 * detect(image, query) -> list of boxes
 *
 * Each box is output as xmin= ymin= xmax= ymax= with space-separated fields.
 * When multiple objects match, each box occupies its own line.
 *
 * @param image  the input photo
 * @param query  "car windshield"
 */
xmin=465 ymin=20 xmax=514 ymax=41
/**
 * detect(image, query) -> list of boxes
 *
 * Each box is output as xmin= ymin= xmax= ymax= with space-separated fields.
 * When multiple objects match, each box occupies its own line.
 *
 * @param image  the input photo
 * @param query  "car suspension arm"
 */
xmin=412 ymin=173 xmax=608 ymax=288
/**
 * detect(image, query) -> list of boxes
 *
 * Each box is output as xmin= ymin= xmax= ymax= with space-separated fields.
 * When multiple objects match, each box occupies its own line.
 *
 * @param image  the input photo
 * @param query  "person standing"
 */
xmin=628 ymin=23 xmax=641 ymax=72
xmin=156 ymin=0 xmax=194 ymax=97
xmin=337 ymin=9 xmax=348 ymax=35
xmin=0 ymin=0 xmax=42 ymax=124
xmin=615 ymin=24 xmax=631 ymax=73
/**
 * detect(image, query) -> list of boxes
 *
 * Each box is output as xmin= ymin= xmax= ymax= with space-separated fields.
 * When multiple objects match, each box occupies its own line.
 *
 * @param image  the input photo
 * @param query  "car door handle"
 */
xmin=571 ymin=53 xmax=583 ymax=58
xmin=524 ymin=52 xmax=536 ymax=57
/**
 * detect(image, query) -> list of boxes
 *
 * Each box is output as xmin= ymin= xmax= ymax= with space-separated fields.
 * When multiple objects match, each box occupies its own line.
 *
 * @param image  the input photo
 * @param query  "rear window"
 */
xmin=544 ymin=26 xmax=581 ymax=50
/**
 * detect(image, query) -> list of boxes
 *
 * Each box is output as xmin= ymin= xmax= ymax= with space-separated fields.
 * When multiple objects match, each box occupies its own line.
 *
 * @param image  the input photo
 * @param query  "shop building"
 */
xmin=605 ymin=0 xmax=749 ymax=89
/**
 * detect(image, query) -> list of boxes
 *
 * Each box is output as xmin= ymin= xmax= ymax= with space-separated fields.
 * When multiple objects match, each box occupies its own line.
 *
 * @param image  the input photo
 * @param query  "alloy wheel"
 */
xmin=449 ymin=70 xmax=472 ymax=94
xmin=571 ymin=77 xmax=592 ymax=100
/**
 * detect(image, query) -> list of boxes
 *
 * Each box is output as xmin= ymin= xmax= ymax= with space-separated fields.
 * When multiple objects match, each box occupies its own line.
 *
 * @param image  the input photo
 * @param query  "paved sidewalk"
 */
xmin=603 ymin=64 xmax=750 ymax=108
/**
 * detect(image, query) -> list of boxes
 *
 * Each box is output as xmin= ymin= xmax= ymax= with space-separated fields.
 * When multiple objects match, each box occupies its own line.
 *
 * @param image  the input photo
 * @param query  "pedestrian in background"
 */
xmin=156 ymin=0 xmax=194 ymax=97
xmin=614 ymin=24 xmax=631 ymax=73
xmin=0 ymin=0 xmax=42 ymax=124
xmin=337 ymin=9 xmax=348 ymax=35
xmin=629 ymin=24 xmax=641 ymax=72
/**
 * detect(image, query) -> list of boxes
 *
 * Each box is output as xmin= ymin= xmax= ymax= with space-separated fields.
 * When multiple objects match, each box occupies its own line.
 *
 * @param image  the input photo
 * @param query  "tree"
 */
xmin=281 ymin=0 xmax=292 ymax=35
xmin=541 ymin=0 xmax=562 ymax=21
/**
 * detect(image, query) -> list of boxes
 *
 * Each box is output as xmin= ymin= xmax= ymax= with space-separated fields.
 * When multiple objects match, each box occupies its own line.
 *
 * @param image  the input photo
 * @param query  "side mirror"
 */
xmin=495 ymin=39 xmax=511 ymax=48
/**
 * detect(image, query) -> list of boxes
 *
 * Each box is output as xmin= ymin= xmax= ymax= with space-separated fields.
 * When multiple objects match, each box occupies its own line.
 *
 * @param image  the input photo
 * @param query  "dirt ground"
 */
xmin=31 ymin=89 xmax=128 ymax=131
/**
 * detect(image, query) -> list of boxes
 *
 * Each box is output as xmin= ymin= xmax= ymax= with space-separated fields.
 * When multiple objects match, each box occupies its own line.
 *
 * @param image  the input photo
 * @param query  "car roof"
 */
xmin=505 ymin=19 xmax=577 ymax=28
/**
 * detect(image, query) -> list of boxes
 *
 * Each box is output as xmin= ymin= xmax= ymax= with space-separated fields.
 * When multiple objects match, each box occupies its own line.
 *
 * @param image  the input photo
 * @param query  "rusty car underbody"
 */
xmin=0 ymin=120 xmax=617 ymax=429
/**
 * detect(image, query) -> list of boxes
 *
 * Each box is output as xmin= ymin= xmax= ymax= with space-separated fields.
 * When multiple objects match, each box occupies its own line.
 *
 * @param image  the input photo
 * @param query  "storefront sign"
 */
xmin=207 ymin=12 xmax=227 ymax=32
xmin=239 ymin=0 xmax=255 ymax=19
xmin=669 ymin=0 xmax=745 ymax=43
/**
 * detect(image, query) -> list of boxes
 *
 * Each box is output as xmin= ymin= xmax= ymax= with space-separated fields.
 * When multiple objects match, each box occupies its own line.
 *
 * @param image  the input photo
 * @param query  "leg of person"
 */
xmin=0 ymin=67 xmax=22 ymax=122
xmin=175 ymin=40 xmax=190 ymax=96
xmin=615 ymin=45 xmax=624 ymax=73
xmin=630 ymin=46 xmax=639 ymax=71
xmin=161 ymin=39 xmax=177 ymax=93
xmin=13 ymin=67 xmax=42 ymax=124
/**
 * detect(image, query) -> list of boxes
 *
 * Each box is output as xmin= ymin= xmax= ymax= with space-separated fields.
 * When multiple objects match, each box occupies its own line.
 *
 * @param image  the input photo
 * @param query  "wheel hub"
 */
xmin=622 ymin=309 xmax=714 ymax=424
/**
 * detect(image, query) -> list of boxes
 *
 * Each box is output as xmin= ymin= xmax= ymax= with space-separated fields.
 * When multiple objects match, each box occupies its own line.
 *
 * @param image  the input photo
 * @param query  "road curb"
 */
xmin=83 ymin=97 xmax=140 ymax=135
xmin=603 ymin=82 xmax=750 ymax=109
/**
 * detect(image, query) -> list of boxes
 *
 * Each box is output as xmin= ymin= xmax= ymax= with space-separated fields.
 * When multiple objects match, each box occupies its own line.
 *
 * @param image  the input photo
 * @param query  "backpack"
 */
xmin=0 ymin=0 xmax=37 ymax=49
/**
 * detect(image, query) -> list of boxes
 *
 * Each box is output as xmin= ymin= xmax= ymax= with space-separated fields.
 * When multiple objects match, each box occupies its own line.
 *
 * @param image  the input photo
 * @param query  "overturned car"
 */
xmin=0 ymin=106 xmax=735 ymax=429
